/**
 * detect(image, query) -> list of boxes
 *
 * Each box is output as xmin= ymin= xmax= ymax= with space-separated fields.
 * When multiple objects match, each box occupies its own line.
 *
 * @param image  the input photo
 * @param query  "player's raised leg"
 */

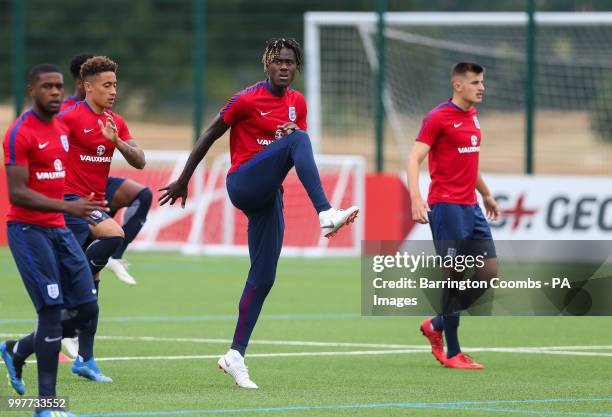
xmin=105 ymin=177 xmax=152 ymax=285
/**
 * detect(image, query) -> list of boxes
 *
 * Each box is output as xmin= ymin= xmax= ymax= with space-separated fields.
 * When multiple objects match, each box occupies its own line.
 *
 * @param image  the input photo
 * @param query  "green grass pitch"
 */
xmin=1 ymin=248 xmax=611 ymax=417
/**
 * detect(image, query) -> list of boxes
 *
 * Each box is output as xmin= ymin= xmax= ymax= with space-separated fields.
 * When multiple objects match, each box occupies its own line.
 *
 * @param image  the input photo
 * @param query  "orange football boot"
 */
xmin=444 ymin=353 xmax=485 ymax=369
xmin=420 ymin=317 xmax=446 ymax=365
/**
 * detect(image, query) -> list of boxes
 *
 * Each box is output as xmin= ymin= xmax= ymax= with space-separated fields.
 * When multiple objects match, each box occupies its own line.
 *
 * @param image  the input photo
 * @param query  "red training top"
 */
xmin=3 ymin=109 xmax=70 ymax=227
xmin=416 ymin=100 xmax=482 ymax=205
xmin=58 ymin=100 xmax=131 ymax=200
xmin=220 ymin=79 xmax=307 ymax=173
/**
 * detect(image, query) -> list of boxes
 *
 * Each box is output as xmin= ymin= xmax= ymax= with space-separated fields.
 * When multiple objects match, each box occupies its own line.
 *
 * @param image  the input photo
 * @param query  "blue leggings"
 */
xmin=226 ymin=130 xmax=331 ymax=355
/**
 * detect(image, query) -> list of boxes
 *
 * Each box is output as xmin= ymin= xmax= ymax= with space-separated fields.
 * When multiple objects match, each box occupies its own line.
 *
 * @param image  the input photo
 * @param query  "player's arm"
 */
xmin=6 ymin=165 xmax=108 ymax=221
xmin=98 ymin=112 xmax=146 ymax=169
xmin=115 ymin=138 xmax=145 ymax=169
xmin=476 ymin=173 xmax=500 ymax=221
xmin=158 ymin=114 xmax=230 ymax=207
xmin=407 ymin=141 xmax=431 ymax=224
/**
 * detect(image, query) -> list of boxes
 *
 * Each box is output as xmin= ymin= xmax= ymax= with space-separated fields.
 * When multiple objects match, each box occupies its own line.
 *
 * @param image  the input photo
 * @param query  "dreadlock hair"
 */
xmin=262 ymin=38 xmax=303 ymax=73
xmin=80 ymin=56 xmax=118 ymax=80
xmin=70 ymin=53 xmax=95 ymax=79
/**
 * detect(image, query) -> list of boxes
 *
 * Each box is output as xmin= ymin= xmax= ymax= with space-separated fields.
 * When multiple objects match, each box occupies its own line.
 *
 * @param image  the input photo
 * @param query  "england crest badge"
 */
xmin=288 ymin=106 xmax=296 ymax=122
xmin=60 ymin=135 xmax=69 ymax=152
xmin=473 ymin=115 xmax=481 ymax=129
xmin=47 ymin=284 xmax=59 ymax=299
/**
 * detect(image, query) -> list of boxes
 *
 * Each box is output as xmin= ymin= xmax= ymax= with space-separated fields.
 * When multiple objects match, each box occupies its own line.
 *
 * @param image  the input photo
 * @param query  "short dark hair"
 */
xmin=80 ymin=56 xmax=118 ymax=79
xmin=28 ymin=64 xmax=61 ymax=84
xmin=452 ymin=62 xmax=484 ymax=77
xmin=262 ymin=38 xmax=303 ymax=73
xmin=70 ymin=53 xmax=95 ymax=79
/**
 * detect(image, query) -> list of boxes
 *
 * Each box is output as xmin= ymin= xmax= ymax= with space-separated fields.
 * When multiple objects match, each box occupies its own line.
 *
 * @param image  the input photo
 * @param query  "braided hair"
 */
xmin=261 ymin=38 xmax=303 ymax=73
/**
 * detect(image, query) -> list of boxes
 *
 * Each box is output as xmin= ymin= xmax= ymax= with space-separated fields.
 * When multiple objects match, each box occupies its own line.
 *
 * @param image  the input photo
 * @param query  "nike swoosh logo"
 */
xmin=45 ymin=336 xmax=62 ymax=343
xmin=260 ymin=111 xmax=271 ymax=116
xmin=84 ymin=128 xmax=95 ymax=133
xmin=453 ymin=123 xmax=463 ymax=128
xmin=38 ymin=142 xmax=49 ymax=149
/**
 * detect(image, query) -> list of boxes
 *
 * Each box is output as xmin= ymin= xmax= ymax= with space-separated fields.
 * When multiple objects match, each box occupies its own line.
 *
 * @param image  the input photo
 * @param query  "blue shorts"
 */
xmin=7 ymin=222 xmax=97 ymax=312
xmin=427 ymin=202 xmax=496 ymax=258
xmin=63 ymin=194 xmax=111 ymax=247
xmin=105 ymin=176 xmax=126 ymax=204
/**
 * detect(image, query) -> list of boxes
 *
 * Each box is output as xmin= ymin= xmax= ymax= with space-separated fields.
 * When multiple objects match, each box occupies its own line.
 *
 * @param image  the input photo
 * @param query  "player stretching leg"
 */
xmin=58 ymin=56 xmax=145 ymax=369
xmin=159 ymin=38 xmax=358 ymax=388
xmin=0 ymin=64 xmax=110 ymax=416
xmin=63 ymin=53 xmax=152 ymax=286
xmin=58 ymin=55 xmax=145 ymax=290
xmin=408 ymin=62 xmax=500 ymax=370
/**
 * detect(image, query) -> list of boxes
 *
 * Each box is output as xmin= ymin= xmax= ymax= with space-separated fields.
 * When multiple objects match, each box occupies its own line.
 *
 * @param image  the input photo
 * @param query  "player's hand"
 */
xmin=158 ymin=180 xmax=188 ymax=208
xmin=483 ymin=195 xmax=501 ymax=221
xmin=98 ymin=112 xmax=119 ymax=144
xmin=277 ymin=122 xmax=299 ymax=136
xmin=65 ymin=192 xmax=109 ymax=224
xmin=411 ymin=195 xmax=431 ymax=224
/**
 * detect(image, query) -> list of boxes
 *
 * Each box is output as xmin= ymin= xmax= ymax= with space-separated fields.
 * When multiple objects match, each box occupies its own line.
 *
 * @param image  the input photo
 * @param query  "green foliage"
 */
xmin=3 ymin=0 xmax=612 ymax=114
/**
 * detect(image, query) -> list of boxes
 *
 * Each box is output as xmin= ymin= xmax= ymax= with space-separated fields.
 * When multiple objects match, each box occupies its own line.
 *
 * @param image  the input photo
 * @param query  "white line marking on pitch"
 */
xmin=20 ymin=348 xmax=612 ymax=364
xmin=3 ymin=332 xmax=612 ymax=354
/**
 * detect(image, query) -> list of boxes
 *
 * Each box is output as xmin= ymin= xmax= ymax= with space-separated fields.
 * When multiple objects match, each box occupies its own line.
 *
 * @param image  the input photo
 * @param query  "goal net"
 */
xmin=109 ymin=151 xmax=365 ymax=256
xmin=305 ymin=12 xmax=612 ymax=173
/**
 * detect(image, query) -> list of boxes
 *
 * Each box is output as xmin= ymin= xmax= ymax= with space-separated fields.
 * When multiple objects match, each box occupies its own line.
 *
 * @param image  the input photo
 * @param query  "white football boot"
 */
xmin=61 ymin=337 xmax=79 ymax=358
xmin=319 ymin=206 xmax=359 ymax=238
xmin=106 ymin=258 xmax=137 ymax=285
xmin=217 ymin=349 xmax=258 ymax=389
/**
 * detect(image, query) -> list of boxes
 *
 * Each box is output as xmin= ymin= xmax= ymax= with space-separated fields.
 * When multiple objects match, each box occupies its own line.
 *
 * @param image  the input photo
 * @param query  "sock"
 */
xmin=35 ymin=306 xmax=62 ymax=399
xmin=112 ymin=188 xmax=152 ymax=259
xmin=85 ymin=236 xmax=124 ymax=274
xmin=74 ymin=301 xmax=99 ymax=361
xmin=287 ymin=131 xmax=331 ymax=213
xmin=431 ymin=315 xmax=443 ymax=332
xmin=231 ymin=281 xmax=272 ymax=356
xmin=443 ymin=313 xmax=461 ymax=359
xmin=6 ymin=340 xmax=17 ymax=355
xmin=61 ymin=308 xmax=79 ymax=339
xmin=94 ymin=280 xmax=100 ymax=293
xmin=14 ymin=332 xmax=35 ymax=359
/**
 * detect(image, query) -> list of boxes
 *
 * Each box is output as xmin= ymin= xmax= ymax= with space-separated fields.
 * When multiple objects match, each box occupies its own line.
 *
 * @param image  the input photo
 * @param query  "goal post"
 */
xmin=110 ymin=150 xmax=365 ymax=257
xmin=305 ymin=12 xmax=612 ymax=171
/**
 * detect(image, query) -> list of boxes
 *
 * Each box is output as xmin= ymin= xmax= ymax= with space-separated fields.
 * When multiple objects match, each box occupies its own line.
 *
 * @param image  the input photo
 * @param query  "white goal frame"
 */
xmin=112 ymin=150 xmax=365 ymax=257
xmin=304 ymin=11 xmax=612 ymax=154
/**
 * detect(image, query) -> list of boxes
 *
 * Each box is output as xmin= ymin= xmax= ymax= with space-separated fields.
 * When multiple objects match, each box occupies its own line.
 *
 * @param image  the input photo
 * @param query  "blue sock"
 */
xmin=431 ymin=315 xmax=444 ymax=331
xmin=112 ymin=188 xmax=152 ymax=259
xmin=35 ymin=306 xmax=62 ymax=399
xmin=14 ymin=332 xmax=35 ymax=359
xmin=86 ymin=236 xmax=124 ymax=274
xmin=287 ymin=131 xmax=331 ymax=213
xmin=443 ymin=313 xmax=461 ymax=359
xmin=74 ymin=301 xmax=99 ymax=361
xmin=231 ymin=281 xmax=272 ymax=356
